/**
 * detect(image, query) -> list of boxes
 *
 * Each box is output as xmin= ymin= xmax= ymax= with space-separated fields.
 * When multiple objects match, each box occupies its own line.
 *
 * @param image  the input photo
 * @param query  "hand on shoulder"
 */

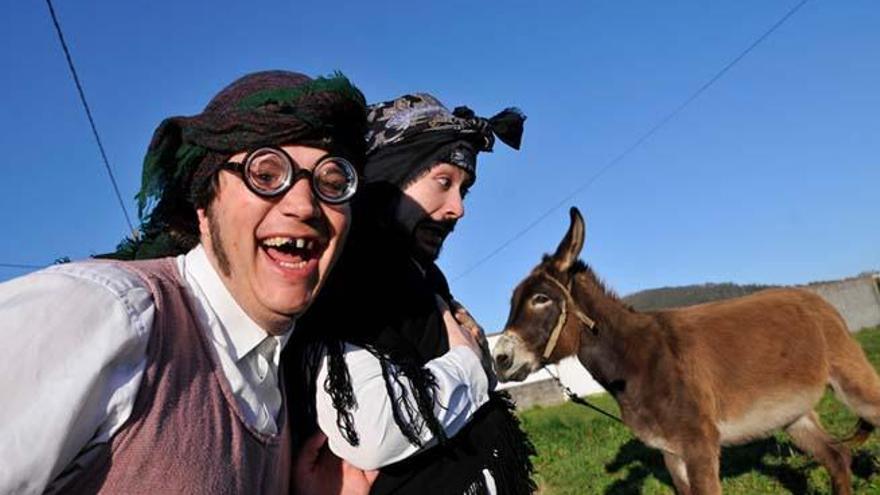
xmin=294 ymin=432 xmax=378 ymax=495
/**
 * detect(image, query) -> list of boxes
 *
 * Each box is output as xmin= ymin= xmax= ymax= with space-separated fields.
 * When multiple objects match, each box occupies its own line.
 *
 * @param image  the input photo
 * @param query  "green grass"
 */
xmin=520 ymin=326 xmax=880 ymax=494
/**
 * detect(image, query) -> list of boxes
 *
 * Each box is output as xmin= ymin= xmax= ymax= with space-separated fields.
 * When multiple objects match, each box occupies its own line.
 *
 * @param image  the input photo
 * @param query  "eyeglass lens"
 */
xmin=244 ymin=148 xmax=356 ymax=202
xmin=246 ymin=149 xmax=290 ymax=194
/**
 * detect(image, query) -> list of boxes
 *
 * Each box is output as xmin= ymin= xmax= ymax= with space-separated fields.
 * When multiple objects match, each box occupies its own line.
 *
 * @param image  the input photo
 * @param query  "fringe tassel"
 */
xmin=484 ymin=392 xmax=538 ymax=495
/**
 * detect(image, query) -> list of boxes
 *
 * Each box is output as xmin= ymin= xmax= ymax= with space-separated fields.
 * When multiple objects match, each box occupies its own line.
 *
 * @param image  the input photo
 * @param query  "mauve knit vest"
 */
xmin=59 ymin=258 xmax=291 ymax=494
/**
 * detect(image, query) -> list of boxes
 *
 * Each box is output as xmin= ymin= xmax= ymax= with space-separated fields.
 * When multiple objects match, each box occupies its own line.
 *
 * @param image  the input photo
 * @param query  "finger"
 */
xmin=299 ymin=431 xmax=328 ymax=466
xmin=469 ymin=323 xmax=484 ymax=336
xmin=435 ymin=294 xmax=451 ymax=313
xmin=339 ymin=462 xmax=374 ymax=495
xmin=364 ymin=469 xmax=380 ymax=483
xmin=444 ymin=312 xmax=474 ymax=347
xmin=450 ymin=300 xmax=469 ymax=318
xmin=450 ymin=300 xmax=480 ymax=329
xmin=455 ymin=308 xmax=474 ymax=326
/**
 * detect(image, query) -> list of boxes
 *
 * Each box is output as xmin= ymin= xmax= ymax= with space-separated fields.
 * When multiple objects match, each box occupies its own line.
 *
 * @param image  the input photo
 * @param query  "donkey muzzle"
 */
xmin=492 ymin=332 xmax=538 ymax=382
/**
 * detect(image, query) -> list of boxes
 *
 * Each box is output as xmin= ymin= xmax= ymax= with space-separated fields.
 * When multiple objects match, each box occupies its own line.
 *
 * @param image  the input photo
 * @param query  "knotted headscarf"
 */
xmin=107 ymin=70 xmax=368 ymax=260
xmin=363 ymin=93 xmax=525 ymax=187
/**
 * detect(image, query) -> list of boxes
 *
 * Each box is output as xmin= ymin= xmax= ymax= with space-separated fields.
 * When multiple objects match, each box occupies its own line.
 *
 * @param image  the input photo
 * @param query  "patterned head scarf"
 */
xmin=363 ymin=93 xmax=525 ymax=187
xmin=108 ymin=70 xmax=368 ymax=260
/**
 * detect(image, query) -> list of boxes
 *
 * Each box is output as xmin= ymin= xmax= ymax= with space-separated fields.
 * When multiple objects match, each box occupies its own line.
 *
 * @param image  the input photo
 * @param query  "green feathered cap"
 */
xmin=106 ymin=70 xmax=367 ymax=260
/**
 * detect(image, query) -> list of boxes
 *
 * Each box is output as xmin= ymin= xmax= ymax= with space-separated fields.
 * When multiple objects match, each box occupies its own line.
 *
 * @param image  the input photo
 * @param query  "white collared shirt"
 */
xmin=183 ymin=246 xmax=290 ymax=435
xmin=0 ymin=246 xmax=289 ymax=494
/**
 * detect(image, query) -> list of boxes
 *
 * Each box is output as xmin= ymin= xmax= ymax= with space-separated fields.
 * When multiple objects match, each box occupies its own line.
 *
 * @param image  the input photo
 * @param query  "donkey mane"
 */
xmin=539 ymin=254 xmax=634 ymax=313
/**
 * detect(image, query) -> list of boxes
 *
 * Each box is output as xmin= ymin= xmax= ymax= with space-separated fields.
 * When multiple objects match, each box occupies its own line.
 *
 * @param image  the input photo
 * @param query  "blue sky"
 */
xmin=1 ymin=0 xmax=877 ymax=333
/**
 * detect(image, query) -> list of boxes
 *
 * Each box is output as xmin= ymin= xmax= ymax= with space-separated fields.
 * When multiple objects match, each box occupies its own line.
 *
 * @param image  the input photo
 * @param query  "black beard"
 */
xmin=411 ymin=219 xmax=456 ymax=263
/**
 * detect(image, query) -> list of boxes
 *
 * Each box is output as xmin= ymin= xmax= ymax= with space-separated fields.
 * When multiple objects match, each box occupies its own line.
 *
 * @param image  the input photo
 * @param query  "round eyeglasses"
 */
xmin=221 ymin=147 xmax=359 ymax=204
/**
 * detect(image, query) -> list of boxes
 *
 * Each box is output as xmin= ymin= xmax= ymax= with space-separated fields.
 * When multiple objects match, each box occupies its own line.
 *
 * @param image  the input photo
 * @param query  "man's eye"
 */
xmin=436 ymin=177 xmax=451 ymax=189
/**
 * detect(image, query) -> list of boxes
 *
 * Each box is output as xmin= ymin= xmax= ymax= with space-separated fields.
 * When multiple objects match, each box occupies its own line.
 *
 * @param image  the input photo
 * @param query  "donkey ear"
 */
xmin=552 ymin=207 xmax=586 ymax=273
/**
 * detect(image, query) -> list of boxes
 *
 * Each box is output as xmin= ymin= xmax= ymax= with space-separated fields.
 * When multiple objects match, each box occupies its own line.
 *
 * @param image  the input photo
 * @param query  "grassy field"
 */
xmin=520 ymin=326 xmax=880 ymax=494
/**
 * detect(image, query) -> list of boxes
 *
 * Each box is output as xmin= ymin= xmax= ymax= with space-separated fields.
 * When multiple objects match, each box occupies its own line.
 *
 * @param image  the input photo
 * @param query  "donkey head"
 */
xmin=493 ymin=207 xmax=591 ymax=382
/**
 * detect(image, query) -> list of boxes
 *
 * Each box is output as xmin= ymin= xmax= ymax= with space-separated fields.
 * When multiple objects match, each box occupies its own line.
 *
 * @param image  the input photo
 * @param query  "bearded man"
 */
xmin=290 ymin=93 xmax=536 ymax=494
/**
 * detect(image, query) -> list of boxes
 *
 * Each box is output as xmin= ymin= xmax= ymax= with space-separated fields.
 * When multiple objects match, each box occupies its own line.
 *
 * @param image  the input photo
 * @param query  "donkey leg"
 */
xmin=680 ymin=442 xmax=722 ymax=495
xmin=829 ymin=347 xmax=880 ymax=428
xmin=785 ymin=411 xmax=853 ymax=495
xmin=662 ymin=452 xmax=691 ymax=495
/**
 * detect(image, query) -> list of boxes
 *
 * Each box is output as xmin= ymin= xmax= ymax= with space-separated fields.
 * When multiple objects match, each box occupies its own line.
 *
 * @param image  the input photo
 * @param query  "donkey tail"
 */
xmin=839 ymin=418 xmax=875 ymax=446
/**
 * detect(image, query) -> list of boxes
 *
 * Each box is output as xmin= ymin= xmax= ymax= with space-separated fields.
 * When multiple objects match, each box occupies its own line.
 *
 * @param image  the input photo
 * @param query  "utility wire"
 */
xmin=45 ymin=0 xmax=138 ymax=238
xmin=452 ymin=0 xmax=809 ymax=282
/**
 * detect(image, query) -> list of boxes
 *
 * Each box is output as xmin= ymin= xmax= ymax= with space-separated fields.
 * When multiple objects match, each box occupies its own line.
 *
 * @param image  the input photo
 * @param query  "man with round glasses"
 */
xmin=0 ymin=70 xmax=371 ymax=493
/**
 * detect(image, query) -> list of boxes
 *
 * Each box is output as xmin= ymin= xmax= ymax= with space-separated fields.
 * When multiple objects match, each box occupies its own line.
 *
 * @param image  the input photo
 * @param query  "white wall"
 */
xmin=486 ymin=333 xmax=605 ymax=397
xmin=802 ymin=275 xmax=880 ymax=332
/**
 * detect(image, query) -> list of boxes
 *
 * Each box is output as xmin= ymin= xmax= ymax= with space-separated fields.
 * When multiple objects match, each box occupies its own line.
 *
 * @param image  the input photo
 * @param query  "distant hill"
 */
xmin=622 ymin=282 xmax=778 ymax=311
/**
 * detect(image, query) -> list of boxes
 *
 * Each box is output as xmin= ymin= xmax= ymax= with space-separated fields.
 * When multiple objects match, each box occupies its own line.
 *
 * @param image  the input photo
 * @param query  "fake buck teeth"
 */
xmin=262 ymin=237 xmax=316 ymax=250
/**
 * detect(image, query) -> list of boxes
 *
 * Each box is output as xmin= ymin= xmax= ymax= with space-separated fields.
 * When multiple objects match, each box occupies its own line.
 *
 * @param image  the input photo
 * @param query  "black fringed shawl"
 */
xmin=287 ymin=185 xmax=536 ymax=495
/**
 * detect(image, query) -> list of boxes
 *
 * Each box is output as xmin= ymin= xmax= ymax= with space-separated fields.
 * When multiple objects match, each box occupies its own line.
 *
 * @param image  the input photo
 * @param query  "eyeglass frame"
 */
xmin=219 ymin=147 xmax=359 ymax=204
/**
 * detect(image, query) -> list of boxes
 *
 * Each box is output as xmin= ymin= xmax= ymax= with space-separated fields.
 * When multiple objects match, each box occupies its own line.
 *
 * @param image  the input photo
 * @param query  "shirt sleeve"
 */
xmin=0 ymin=264 xmax=154 ymax=494
xmin=315 ymin=343 xmax=490 ymax=470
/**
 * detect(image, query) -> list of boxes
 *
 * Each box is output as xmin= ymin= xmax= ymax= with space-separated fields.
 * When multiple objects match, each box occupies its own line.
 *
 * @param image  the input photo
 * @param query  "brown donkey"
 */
xmin=492 ymin=207 xmax=880 ymax=494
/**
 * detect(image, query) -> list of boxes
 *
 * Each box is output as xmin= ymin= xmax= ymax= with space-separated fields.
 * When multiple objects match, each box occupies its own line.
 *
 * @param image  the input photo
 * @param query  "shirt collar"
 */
xmin=184 ymin=245 xmax=293 ymax=363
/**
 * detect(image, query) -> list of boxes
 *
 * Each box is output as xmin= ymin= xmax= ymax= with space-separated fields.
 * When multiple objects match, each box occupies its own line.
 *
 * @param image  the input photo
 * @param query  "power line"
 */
xmin=452 ymin=0 xmax=810 ymax=282
xmin=45 ymin=0 xmax=137 ymax=238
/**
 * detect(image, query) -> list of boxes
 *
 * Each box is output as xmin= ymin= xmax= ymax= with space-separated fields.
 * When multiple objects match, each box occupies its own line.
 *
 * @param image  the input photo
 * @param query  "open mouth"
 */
xmin=495 ymin=360 xmax=534 ymax=383
xmin=504 ymin=364 xmax=533 ymax=382
xmin=260 ymin=236 xmax=324 ymax=270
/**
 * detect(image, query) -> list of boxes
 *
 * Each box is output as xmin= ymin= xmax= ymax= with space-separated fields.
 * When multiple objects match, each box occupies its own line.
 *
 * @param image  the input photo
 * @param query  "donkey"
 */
xmin=492 ymin=207 xmax=880 ymax=494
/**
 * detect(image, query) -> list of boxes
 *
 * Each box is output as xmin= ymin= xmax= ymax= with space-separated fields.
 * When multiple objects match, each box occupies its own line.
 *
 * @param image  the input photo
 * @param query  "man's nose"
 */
xmin=277 ymin=177 xmax=320 ymax=219
xmin=445 ymin=192 xmax=465 ymax=220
